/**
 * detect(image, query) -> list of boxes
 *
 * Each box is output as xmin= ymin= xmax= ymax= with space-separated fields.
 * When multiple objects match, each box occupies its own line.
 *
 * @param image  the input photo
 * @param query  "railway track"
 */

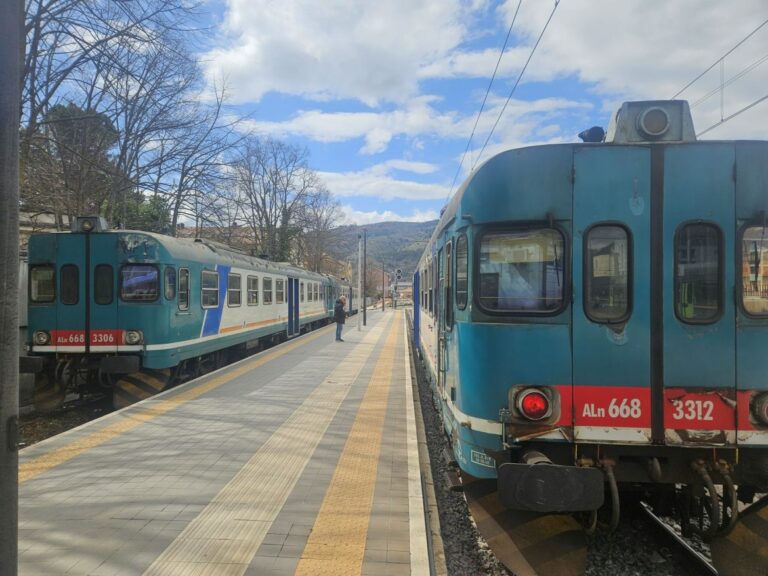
xmin=638 ymin=501 xmax=718 ymax=576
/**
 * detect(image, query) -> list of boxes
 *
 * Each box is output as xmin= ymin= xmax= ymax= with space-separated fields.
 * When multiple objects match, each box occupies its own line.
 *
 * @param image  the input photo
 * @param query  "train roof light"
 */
xmin=605 ymin=100 xmax=696 ymax=144
xmin=517 ymin=389 xmax=551 ymax=421
xmin=72 ymin=216 xmax=108 ymax=233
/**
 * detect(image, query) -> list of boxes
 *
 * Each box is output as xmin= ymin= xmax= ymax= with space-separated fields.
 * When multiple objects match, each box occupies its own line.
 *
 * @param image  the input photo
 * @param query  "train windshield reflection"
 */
xmin=478 ymin=228 xmax=564 ymax=313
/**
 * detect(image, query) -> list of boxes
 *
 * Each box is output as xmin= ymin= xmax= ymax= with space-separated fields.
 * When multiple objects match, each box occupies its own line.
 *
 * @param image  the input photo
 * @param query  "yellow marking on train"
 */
xmin=19 ymin=326 xmax=332 ymax=485
xmin=294 ymin=312 xmax=402 ymax=576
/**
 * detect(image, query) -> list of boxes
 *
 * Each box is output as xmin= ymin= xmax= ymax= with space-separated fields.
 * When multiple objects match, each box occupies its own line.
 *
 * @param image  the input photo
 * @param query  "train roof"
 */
xmin=32 ymin=228 xmax=334 ymax=282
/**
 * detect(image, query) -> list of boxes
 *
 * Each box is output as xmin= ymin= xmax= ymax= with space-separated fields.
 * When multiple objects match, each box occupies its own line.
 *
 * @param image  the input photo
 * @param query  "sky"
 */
xmin=200 ymin=0 xmax=768 ymax=226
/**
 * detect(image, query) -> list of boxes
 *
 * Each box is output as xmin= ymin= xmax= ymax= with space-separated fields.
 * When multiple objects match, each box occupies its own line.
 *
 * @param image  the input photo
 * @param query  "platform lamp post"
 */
xmin=0 ymin=0 xmax=22 ymax=574
xmin=362 ymin=228 xmax=367 ymax=326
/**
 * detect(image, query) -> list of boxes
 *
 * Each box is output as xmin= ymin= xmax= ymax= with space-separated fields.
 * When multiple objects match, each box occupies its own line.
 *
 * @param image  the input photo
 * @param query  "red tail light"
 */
xmin=517 ymin=389 xmax=551 ymax=421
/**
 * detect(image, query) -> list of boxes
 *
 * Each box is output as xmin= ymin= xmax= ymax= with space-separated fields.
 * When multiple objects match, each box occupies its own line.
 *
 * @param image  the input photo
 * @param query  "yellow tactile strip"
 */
xmin=141 ymin=316 xmax=395 ymax=576
xmin=19 ymin=327 xmax=330 ymax=484
xmin=294 ymin=312 xmax=402 ymax=576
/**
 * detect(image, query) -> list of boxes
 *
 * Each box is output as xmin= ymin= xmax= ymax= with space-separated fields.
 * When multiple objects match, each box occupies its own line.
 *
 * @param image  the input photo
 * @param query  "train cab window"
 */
xmin=585 ymin=225 xmax=630 ymax=322
xmin=456 ymin=234 xmax=468 ymax=310
xmin=675 ymin=223 xmax=722 ymax=323
xmin=178 ymin=268 xmax=190 ymax=310
xmin=30 ymin=265 xmax=55 ymax=303
xmin=478 ymin=228 xmax=565 ymax=313
xmin=94 ymin=264 xmax=114 ymax=305
xmin=263 ymin=277 xmax=273 ymax=304
xmin=120 ymin=265 xmax=159 ymax=302
xmin=60 ymin=264 xmax=79 ymax=305
xmin=276 ymin=279 xmax=285 ymax=304
xmin=228 ymin=273 xmax=242 ymax=307
xmin=741 ymin=226 xmax=768 ymax=317
xmin=247 ymin=275 xmax=259 ymax=305
xmin=201 ymin=270 xmax=219 ymax=308
xmin=164 ymin=267 xmax=176 ymax=300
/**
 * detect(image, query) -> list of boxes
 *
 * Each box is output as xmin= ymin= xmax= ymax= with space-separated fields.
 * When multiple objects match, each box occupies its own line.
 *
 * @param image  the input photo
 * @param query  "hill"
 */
xmin=327 ymin=220 xmax=437 ymax=280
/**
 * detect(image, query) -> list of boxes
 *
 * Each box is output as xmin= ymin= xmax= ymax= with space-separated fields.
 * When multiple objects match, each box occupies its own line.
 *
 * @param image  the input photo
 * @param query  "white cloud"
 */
xmin=205 ymin=0 xmax=470 ymax=105
xmin=318 ymin=165 xmax=448 ymax=201
xmin=340 ymin=205 xmax=440 ymax=226
xmin=244 ymin=95 xmax=590 ymax=154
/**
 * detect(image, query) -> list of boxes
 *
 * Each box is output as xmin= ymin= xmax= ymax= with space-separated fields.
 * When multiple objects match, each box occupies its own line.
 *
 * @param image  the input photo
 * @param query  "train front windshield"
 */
xmin=478 ymin=228 xmax=565 ymax=312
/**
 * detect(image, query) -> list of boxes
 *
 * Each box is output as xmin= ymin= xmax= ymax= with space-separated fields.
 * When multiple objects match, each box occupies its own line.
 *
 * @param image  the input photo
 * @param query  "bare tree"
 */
xmin=295 ymin=187 xmax=343 ymax=272
xmin=234 ymin=137 xmax=323 ymax=262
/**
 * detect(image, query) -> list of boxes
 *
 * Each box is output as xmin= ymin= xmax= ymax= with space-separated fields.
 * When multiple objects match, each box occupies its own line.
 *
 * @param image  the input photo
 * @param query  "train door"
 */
xmin=734 ymin=142 xmax=768 ymax=447
xmin=287 ymin=277 xmax=299 ymax=337
xmin=662 ymin=144 xmax=735 ymax=445
xmin=89 ymin=233 xmax=119 ymax=352
xmin=54 ymin=233 xmax=88 ymax=351
xmin=437 ymin=246 xmax=445 ymax=392
xmin=572 ymin=146 xmax=653 ymax=443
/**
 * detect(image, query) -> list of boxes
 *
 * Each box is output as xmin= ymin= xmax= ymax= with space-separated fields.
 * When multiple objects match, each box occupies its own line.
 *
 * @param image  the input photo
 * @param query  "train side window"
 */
xmin=60 ymin=264 xmax=79 ymax=305
xmin=477 ymin=228 xmax=565 ymax=313
xmin=263 ymin=277 xmax=273 ymax=304
xmin=228 ymin=273 xmax=242 ymax=307
xmin=584 ymin=225 xmax=631 ymax=323
xmin=178 ymin=268 xmax=190 ymax=310
xmin=456 ymin=234 xmax=468 ymax=310
xmin=94 ymin=264 xmax=114 ymax=305
xmin=247 ymin=275 xmax=259 ymax=305
xmin=276 ymin=278 xmax=285 ymax=304
xmin=300 ymin=281 xmax=305 ymax=302
xmin=674 ymin=223 xmax=722 ymax=323
xmin=120 ymin=265 xmax=159 ymax=302
xmin=314 ymin=283 xmax=319 ymax=302
xmin=164 ymin=267 xmax=176 ymax=300
xmin=741 ymin=226 xmax=768 ymax=317
xmin=30 ymin=265 xmax=55 ymax=303
xmin=201 ymin=270 xmax=219 ymax=308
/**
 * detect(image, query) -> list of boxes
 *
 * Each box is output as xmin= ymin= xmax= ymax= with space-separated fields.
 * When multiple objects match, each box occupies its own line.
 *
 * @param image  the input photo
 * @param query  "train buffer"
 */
xmin=18 ymin=310 xmax=437 ymax=576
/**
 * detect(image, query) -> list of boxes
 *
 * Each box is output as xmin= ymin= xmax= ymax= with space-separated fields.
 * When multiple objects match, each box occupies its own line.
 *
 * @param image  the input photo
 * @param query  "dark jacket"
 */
xmin=333 ymin=300 xmax=346 ymax=324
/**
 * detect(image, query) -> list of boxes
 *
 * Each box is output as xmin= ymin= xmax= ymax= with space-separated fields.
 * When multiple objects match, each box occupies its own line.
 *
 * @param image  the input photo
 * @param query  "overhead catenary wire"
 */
xmin=671 ymin=16 xmax=768 ymax=99
xmin=445 ymin=0 xmax=522 ymax=202
xmin=471 ymin=0 xmax=561 ymax=173
xmin=696 ymin=92 xmax=768 ymax=137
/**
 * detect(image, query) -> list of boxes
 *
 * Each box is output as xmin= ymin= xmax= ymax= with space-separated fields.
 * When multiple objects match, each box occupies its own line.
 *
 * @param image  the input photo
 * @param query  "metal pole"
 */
xmin=382 ymin=267 xmax=385 ymax=312
xmin=0 ymin=0 xmax=22 ymax=573
xmin=357 ymin=234 xmax=362 ymax=331
xmin=362 ymin=229 xmax=367 ymax=326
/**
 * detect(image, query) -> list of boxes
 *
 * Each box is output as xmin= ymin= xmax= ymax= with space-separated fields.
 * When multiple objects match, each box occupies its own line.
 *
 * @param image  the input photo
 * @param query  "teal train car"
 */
xmin=23 ymin=226 xmax=358 ymax=409
xmin=414 ymin=100 xmax=768 ymax=569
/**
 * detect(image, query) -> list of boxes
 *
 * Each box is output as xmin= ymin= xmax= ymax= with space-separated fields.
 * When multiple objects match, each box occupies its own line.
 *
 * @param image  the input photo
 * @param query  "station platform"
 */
xmin=18 ymin=310 xmax=434 ymax=576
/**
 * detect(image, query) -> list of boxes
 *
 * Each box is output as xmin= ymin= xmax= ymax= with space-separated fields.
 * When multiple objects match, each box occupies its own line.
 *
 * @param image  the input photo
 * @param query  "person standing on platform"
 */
xmin=334 ymin=296 xmax=346 ymax=341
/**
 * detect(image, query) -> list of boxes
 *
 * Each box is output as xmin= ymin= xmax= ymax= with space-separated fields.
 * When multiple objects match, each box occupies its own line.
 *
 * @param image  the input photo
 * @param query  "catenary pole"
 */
xmin=0 ymin=0 xmax=23 ymax=573
xmin=362 ymin=229 xmax=367 ymax=326
xmin=357 ymin=234 xmax=362 ymax=331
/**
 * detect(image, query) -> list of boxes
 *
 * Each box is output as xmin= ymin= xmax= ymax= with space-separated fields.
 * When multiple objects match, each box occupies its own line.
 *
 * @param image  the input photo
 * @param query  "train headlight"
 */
xmin=517 ymin=388 xmax=551 ymax=421
xmin=638 ymin=107 xmax=670 ymax=138
xmin=124 ymin=330 xmax=143 ymax=345
xmin=33 ymin=331 xmax=50 ymax=346
xmin=752 ymin=393 xmax=768 ymax=426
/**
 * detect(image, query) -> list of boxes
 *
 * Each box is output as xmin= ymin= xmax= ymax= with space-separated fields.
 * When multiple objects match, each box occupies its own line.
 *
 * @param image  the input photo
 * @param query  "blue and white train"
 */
xmin=22 ymin=221 xmax=358 ymax=409
xmin=414 ymin=100 xmax=768 ymax=575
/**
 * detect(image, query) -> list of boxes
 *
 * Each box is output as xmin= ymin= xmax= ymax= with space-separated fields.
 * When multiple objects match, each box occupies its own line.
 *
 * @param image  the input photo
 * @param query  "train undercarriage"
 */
xmin=462 ymin=441 xmax=768 ymax=576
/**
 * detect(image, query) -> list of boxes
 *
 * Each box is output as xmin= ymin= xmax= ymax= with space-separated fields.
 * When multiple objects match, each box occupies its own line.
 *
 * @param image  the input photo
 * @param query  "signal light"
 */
xmin=517 ymin=388 xmax=551 ymax=421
